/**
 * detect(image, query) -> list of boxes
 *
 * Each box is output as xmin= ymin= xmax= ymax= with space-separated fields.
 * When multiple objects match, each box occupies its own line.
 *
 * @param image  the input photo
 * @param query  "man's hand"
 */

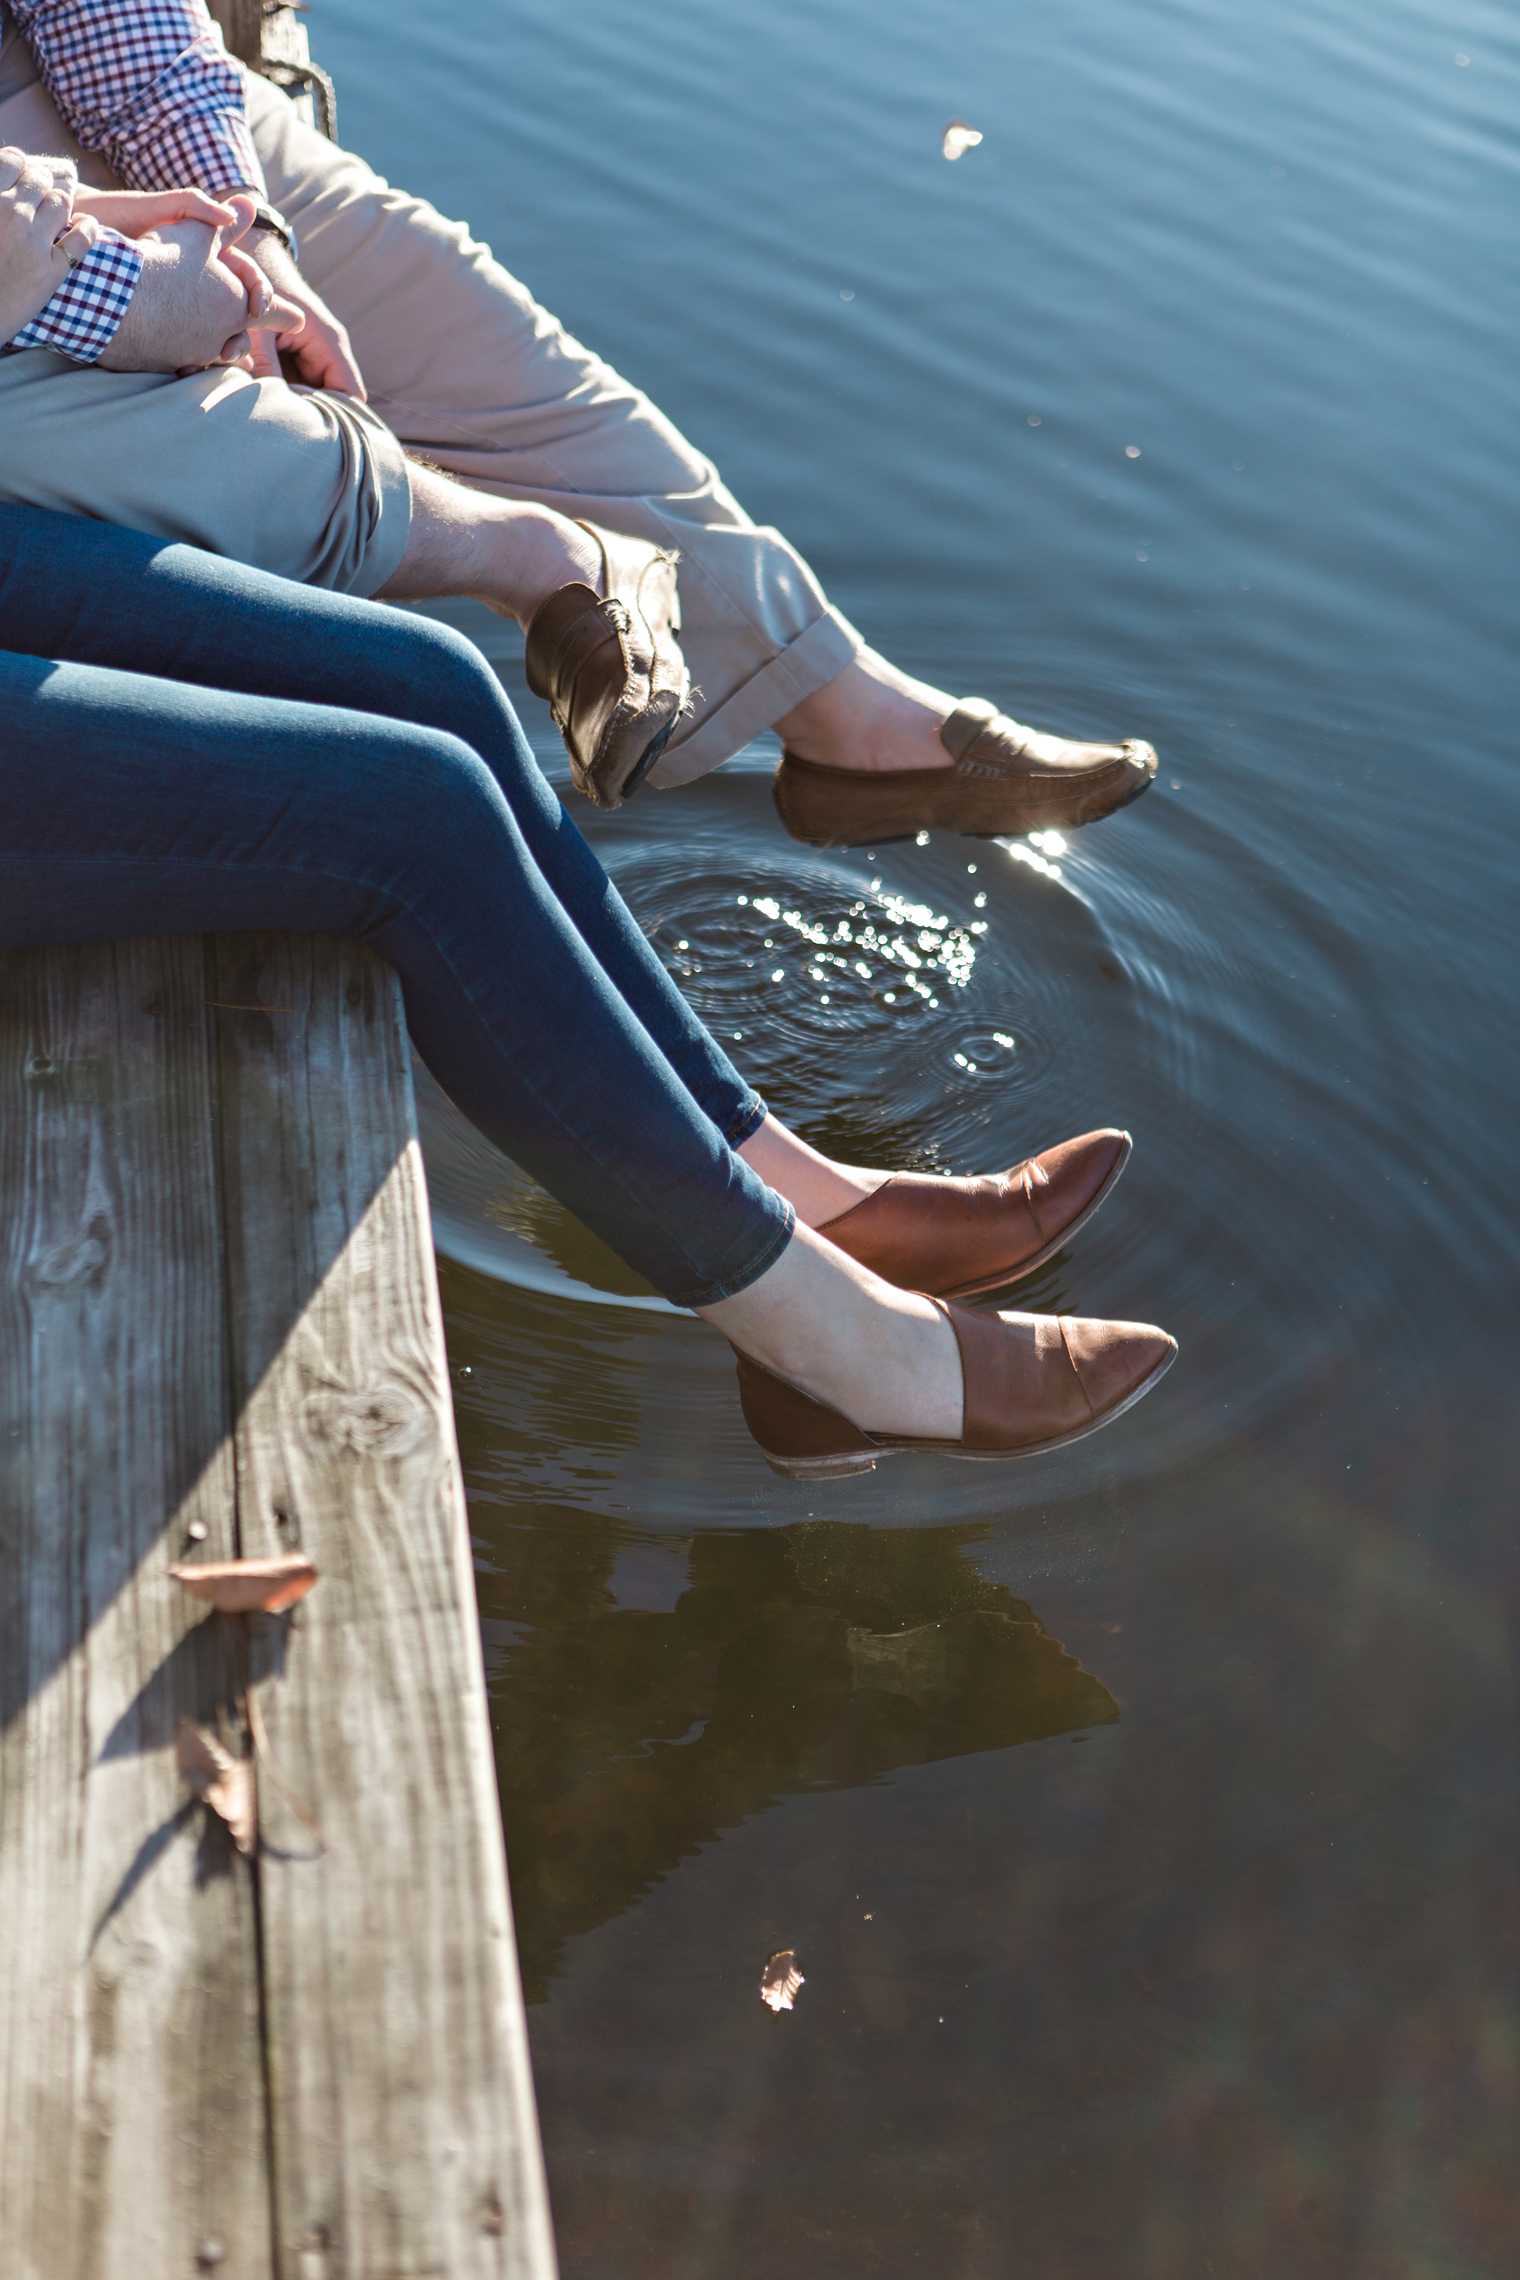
xmin=0 ymin=145 xmax=98 ymax=342
xmin=95 ymin=195 xmax=304 ymax=375
xmin=244 ymin=228 xmax=366 ymax=397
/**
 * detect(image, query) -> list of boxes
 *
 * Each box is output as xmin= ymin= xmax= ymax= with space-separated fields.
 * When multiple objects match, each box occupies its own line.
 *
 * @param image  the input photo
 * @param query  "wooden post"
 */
xmin=0 ymin=934 xmax=556 ymax=2280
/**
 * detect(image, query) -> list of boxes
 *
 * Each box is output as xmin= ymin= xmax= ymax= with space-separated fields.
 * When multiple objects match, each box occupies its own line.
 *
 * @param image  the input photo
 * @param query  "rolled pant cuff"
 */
xmin=723 ymin=1092 xmax=768 ymax=1149
xmin=646 ymin=605 xmax=863 ymax=788
xmin=664 ymin=1199 xmax=795 ymax=1311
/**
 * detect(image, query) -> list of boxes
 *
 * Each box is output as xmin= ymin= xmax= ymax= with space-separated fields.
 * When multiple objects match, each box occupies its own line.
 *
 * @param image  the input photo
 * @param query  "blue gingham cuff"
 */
xmin=6 ymin=230 xmax=145 ymax=363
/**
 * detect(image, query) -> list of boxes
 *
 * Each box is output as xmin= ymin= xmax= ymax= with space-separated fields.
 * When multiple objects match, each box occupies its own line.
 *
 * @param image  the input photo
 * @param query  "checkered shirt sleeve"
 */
xmin=5 ymin=227 xmax=143 ymax=361
xmin=7 ymin=0 xmax=265 ymax=196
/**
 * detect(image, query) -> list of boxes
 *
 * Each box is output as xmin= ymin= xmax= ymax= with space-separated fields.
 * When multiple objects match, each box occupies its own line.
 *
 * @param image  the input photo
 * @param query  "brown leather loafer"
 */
xmin=817 ymin=1128 xmax=1130 ymax=1299
xmin=774 ymin=699 xmax=1157 ymax=847
xmin=734 ymin=1300 xmax=1176 ymax=1480
xmin=524 ymin=520 xmax=690 ymax=810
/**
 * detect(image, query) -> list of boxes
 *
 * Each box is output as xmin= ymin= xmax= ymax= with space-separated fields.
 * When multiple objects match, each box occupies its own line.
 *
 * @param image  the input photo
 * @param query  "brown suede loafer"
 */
xmin=817 ymin=1128 xmax=1130 ymax=1299
xmin=735 ymin=1300 xmax=1177 ymax=1481
xmin=774 ymin=698 xmax=1157 ymax=847
xmin=524 ymin=520 xmax=690 ymax=810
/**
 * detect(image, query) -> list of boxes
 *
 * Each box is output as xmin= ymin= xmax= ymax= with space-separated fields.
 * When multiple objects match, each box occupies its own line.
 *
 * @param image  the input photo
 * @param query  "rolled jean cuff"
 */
xmin=723 ymin=1091 xmax=768 ymax=1148
xmin=646 ymin=604 xmax=864 ymax=788
xmin=666 ymin=1196 xmax=795 ymax=1311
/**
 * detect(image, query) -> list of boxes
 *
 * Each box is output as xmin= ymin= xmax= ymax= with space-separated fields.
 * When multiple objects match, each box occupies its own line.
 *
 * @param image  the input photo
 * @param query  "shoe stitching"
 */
xmin=1056 ymin=1316 xmax=1098 ymax=1420
xmin=1018 ymin=1155 xmax=1050 ymax=1243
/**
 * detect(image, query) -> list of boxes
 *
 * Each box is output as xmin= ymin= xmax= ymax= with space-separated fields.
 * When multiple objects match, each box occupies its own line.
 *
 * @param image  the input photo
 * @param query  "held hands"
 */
xmin=0 ymin=150 xmax=353 ymax=388
xmin=90 ymin=190 xmax=307 ymax=375
xmin=78 ymin=179 xmax=367 ymax=395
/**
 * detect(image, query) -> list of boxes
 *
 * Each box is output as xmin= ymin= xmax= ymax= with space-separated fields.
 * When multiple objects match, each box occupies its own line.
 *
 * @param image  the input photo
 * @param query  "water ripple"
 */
xmin=415 ymin=721 xmax=1444 ymax=1527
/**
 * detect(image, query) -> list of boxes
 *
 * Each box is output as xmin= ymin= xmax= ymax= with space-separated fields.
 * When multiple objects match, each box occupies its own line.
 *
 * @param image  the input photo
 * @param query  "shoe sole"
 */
xmin=932 ymin=1133 xmax=1133 ymax=1301
xmin=754 ymin=1338 xmax=1177 ymax=1481
xmin=586 ymin=691 xmax=682 ymax=809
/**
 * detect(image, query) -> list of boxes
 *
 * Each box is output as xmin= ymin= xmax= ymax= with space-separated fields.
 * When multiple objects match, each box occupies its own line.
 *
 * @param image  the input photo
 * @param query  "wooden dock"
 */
xmin=0 ymin=933 xmax=557 ymax=2280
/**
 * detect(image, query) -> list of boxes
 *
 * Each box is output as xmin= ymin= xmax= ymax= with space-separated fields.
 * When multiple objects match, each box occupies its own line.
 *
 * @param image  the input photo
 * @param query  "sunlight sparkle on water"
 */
xmin=1008 ymin=844 xmax=1063 ymax=881
xmin=730 ymin=887 xmax=980 ymax=998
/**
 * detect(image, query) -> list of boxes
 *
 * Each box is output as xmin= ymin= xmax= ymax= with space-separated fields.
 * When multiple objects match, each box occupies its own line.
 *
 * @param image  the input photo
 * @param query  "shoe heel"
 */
xmin=735 ymin=1349 xmax=881 ymax=1479
xmin=620 ymin=713 xmax=676 ymax=801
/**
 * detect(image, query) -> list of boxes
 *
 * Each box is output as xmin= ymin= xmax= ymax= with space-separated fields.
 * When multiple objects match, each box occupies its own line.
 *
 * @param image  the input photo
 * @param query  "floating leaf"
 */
xmin=169 ymin=1554 xmax=318 ymax=1614
xmin=176 ymin=1719 xmax=257 ymax=1856
xmin=760 ymin=1949 xmax=805 ymax=2013
xmin=942 ymin=120 xmax=983 ymax=161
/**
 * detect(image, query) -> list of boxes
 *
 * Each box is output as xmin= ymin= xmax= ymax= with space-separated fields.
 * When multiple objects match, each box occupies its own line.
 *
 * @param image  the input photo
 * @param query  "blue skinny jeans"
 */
xmin=0 ymin=503 xmax=793 ymax=1308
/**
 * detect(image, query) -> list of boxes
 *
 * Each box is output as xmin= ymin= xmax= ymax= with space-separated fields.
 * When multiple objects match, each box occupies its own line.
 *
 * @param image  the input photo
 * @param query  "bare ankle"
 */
xmin=737 ymin=1114 xmax=884 ymax=1227
xmin=378 ymin=465 xmax=602 ymax=627
xmin=482 ymin=509 xmax=602 ymax=628
xmin=775 ymin=651 xmax=957 ymax=775
xmin=698 ymin=1225 xmax=962 ymax=1439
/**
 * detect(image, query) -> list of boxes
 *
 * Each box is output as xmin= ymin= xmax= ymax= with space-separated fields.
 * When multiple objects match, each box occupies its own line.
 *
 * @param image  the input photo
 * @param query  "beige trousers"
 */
xmin=0 ymin=27 xmax=414 ymax=596
xmin=0 ymin=33 xmax=862 ymax=781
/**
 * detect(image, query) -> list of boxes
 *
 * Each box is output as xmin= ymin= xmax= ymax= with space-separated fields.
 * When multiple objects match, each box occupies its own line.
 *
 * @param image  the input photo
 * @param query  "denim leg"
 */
xmin=0 ymin=503 xmax=764 ymax=1150
xmin=0 ymin=649 xmax=792 ymax=1308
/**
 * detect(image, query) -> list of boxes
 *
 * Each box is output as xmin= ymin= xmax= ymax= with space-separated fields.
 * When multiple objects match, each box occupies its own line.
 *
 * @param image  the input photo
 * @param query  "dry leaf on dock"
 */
xmin=168 ymin=1554 xmax=318 ymax=1614
xmin=760 ymin=1950 xmax=805 ymax=2013
xmin=175 ymin=1719 xmax=257 ymax=1856
xmin=941 ymin=120 xmax=983 ymax=160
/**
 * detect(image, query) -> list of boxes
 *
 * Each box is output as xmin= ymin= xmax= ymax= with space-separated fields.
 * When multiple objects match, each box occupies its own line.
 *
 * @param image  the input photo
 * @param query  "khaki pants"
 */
xmin=0 ymin=26 xmax=414 ymax=599
xmin=0 ymin=33 xmax=861 ymax=781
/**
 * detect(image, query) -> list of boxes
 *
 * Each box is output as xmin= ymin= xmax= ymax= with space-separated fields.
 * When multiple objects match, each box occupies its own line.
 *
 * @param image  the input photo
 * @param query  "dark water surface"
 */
xmin=320 ymin=0 xmax=1517 ymax=2270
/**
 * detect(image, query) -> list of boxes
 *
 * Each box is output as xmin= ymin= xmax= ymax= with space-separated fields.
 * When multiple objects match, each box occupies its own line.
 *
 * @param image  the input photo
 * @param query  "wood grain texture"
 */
xmin=0 ymin=937 xmax=270 ymax=2280
xmin=2 ymin=930 xmax=553 ymax=2280
xmin=213 ymin=934 xmax=555 ymax=2280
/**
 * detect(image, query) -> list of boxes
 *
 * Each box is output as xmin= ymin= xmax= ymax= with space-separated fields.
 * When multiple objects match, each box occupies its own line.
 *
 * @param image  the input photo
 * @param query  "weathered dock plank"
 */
xmin=0 ymin=934 xmax=555 ymax=2280
xmin=0 ymin=937 xmax=269 ymax=2280
xmin=214 ymin=934 xmax=556 ymax=2280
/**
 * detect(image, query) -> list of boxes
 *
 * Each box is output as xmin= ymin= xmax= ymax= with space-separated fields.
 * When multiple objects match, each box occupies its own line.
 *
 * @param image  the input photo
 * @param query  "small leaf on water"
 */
xmin=760 ymin=1949 xmax=805 ymax=2013
xmin=175 ymin=1719 xmax=257 ymax=1856
xmin=168 ymin=1554 xmax=318 ymax=1614
xmin=942 ymin=120 xmax=983 ymax=161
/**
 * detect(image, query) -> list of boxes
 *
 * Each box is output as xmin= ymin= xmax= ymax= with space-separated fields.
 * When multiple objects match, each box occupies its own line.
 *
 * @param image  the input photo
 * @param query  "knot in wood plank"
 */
xmin=28 ymin=1217 xmax=112 ymax=1294
xmin=300 ymin=1382 xmax=426 ymax=1460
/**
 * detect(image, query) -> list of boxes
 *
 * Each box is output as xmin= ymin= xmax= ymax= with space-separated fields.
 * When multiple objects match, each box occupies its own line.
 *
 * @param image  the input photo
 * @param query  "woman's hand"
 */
xmin=0 ymin=145 xmax=99 ymax=342
xmin=95 ymin=194 xmax=306 ymax=375
xmin=71 ymin=185 xmax=241 ymax=239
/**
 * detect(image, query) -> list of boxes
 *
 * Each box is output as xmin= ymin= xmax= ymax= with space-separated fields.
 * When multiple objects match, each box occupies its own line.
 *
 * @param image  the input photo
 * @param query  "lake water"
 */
xmin=315 ymin=0 xmax=1518 ymax=2270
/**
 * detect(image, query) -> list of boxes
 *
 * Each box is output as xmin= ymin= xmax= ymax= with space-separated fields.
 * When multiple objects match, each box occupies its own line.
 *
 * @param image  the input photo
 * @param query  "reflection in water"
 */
xmin=479 ymin=1517 xmax=1115 ymax=2002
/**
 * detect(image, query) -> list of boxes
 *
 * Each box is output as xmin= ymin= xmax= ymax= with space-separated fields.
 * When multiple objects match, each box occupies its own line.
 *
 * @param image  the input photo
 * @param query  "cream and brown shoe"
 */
xmin=734 ymin=1299 xmax=1177 ymax=1481
xmin=817 ymin=1129 xmax=1130 ymax=1299
xmin=524 ymin=520 xmax=690 ymax=809
xmin=775 ymin=699 xmax=1157 ymax=847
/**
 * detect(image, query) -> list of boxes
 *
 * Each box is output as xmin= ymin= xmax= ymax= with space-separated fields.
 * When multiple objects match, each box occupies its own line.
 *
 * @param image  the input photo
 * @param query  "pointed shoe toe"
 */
xmin=524 ymin=520 xmax=690 ymax=811
xmin=946 ymin=1305 xmax=1175 ymax=1451
xmin=732 ymin=1300 xmax=1176 ymax=1481
xmin=816 ymin=1127 xmax=1131 ymax=1299
xmin=1058 ymin=1315 xmax=1178 ymax=1423
xmin=1032 ymin=1128 xmax=1131 ymax=1235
